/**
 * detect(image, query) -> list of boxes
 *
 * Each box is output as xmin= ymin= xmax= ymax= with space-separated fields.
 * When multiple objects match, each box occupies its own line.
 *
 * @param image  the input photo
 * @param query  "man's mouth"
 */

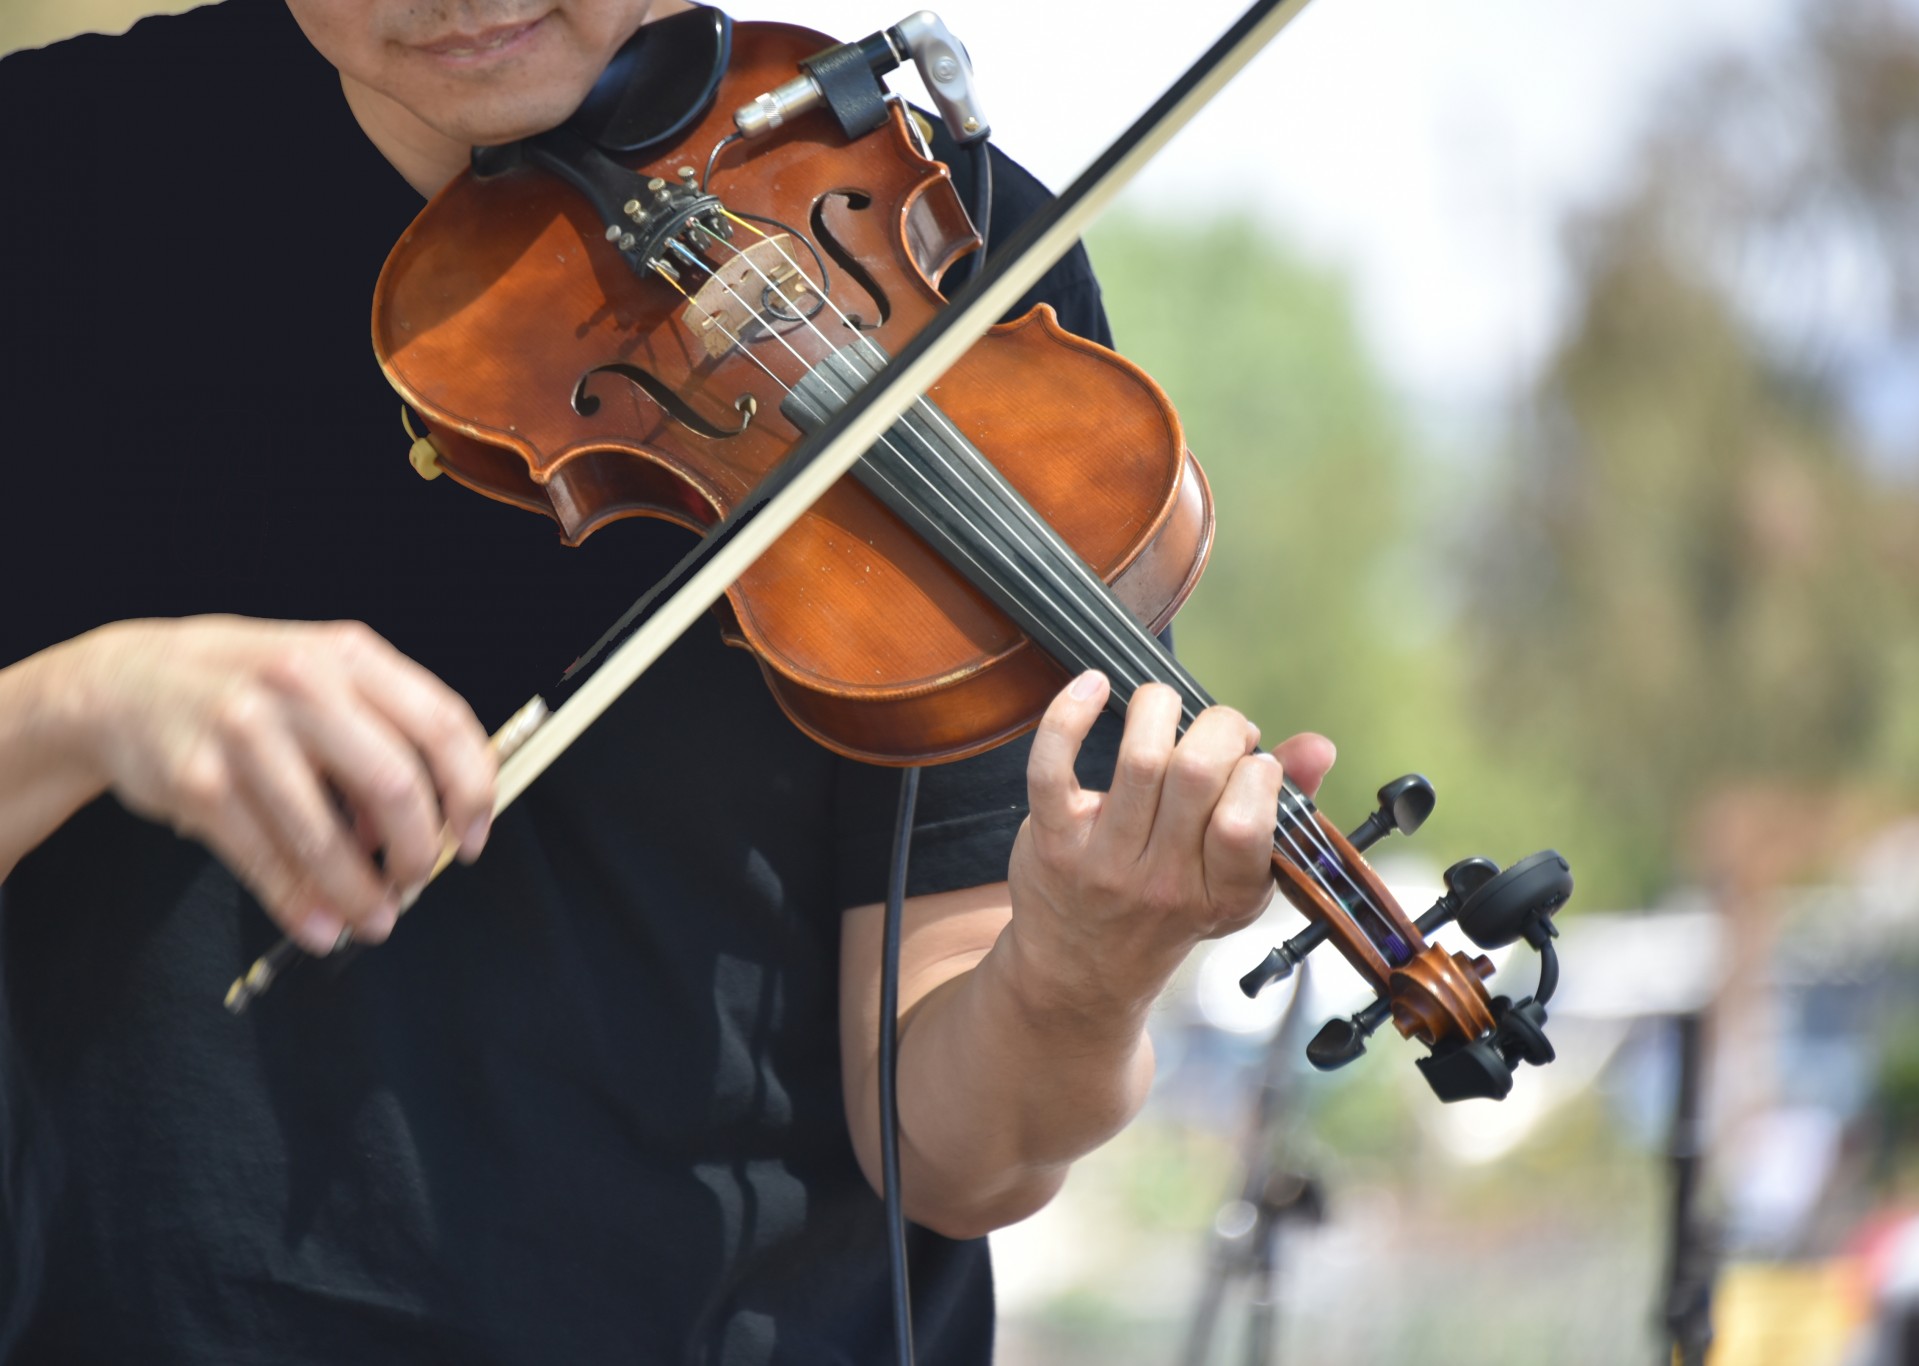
xmin=417 ymin=16 xmax=545 ymax=59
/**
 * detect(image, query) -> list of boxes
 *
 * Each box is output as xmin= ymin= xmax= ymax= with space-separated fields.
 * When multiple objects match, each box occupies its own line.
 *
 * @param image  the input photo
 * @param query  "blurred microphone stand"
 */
xmin=1178 ymin=960 xmax=1326 ymax=1366
xmin=1659 ymin=1010 xmax=1718 ymax=1366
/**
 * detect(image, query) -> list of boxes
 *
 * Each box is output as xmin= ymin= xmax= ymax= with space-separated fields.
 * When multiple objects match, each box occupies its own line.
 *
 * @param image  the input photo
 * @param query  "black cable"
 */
xmin=1535 ymin=938 xmax=1560 ymax=1006
xmin=957 ymin=136 xmax=993 ymax=290
xmin=880 ymin=765 xmax=921 ymax=1366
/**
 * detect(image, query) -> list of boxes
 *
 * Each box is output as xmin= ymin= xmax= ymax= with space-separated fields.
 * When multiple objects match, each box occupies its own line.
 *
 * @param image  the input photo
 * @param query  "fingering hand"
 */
xmin=1006 ymin=672 xmax=1335 ymax=1012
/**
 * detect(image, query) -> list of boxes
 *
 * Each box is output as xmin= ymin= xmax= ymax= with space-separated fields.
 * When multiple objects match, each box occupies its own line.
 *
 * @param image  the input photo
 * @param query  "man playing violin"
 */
xmin=0 ymin=0 xmax=1330 ymax=1360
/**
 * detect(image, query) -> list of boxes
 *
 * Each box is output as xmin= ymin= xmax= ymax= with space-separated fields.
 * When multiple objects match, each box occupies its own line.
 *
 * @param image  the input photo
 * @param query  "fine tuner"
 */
xmin=1238 ymin=773 xmax=1573 ymax=1103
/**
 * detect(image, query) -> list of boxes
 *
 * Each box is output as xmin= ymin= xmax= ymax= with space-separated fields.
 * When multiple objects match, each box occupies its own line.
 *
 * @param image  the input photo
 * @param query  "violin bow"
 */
xmin=226 ymin=0 xmax=1319 ymax=1012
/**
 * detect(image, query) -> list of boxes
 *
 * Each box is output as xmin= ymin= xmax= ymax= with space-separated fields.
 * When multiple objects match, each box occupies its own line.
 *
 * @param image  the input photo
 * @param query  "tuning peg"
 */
xmin=1345 ymin=774 xmax=1437 ymax=852
xmin=1413 ymin=855 xmax=1501 ymax=935
xmin=1238 ymin=920 xmax=1331 ymax=997
xmin=1305 ymin=998 xmax=1392 ymax=1071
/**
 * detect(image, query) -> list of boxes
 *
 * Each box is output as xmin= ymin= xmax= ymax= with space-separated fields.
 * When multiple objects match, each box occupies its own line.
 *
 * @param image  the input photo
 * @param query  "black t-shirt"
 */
xmin=0 ymin=4 xmax=1118 ymax=1363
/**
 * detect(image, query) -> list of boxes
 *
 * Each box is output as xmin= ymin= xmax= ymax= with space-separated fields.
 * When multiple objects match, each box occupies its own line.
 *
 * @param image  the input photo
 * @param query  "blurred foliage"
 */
xmin=1873 ymin=997 xmax=1919 ymax=1158
xmin=1462 ymin=0 xmax=1919 ymax=906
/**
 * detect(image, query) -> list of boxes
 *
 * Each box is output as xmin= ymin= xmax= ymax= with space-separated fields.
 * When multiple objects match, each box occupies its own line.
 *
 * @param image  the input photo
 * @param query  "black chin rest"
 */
xmin=568 ymin=5 xmax=733 ymax=156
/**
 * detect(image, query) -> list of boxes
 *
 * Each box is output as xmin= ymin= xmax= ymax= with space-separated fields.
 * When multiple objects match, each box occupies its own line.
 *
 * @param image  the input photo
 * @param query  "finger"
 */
xmin=1025 ymin=670 xmax=1108 ymax=838
xmin=1270 ymin=732 xmax=1336 ymax=798
xmin=1142 ymin=704 xmax=1260 ymax=865
xmin=202 ymin=790 xmax=351 ymax=956
xmin=336 ymin=629 xmax=497 ymax=862
xmin=1201 ymin=750 xmax=1287 ymax=921
xmin=1096 ymin=682 xmax=1184 ymax=856
xmin=350 ymin=804 xmax=382 ymax=857
xmin=223 ymin=702 xmax=400 ymax=933
xmin=284 ymin=692 xmax=445 ymax=895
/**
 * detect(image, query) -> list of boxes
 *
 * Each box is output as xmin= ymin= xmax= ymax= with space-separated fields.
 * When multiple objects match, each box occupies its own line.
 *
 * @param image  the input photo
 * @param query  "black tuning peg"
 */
xmin=1238 ymin=919 xmax=1331 ymax=997
xmin=1344 ymin=774 xmax=1437 ymax=853
xmin=1414 ymin=855 xmax=1501 ymax=936
xmin=1411 ymin=853 xmax=1570 ymax=1102
xmin=1305 ymin=998 xmax=1392 ymax=1071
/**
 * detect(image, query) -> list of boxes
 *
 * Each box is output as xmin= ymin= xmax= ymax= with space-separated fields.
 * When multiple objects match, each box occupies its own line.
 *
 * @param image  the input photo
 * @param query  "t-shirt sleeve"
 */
xmin=831 ymin=712 xmax=1128 ymax=909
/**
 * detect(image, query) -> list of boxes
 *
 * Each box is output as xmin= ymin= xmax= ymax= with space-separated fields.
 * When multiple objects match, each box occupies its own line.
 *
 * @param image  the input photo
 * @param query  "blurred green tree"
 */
xmin=1464 ymin=0 xmax=1919 ymax=907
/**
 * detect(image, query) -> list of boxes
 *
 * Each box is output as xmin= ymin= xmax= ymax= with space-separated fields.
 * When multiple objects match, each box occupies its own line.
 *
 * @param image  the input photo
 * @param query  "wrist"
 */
xmin=18 ymin=628 xmax=123 ymax=795
xmin=990 ymin=914 xmax=1177 ymax=1054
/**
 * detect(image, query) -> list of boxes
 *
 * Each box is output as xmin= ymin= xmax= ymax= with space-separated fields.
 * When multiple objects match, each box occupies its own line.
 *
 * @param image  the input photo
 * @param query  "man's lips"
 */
xmin=416 ymin=16 xmax=546 ymax=59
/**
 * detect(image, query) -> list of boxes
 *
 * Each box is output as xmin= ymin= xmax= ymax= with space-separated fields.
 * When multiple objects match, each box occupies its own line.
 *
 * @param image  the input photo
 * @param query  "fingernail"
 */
xmin=1069 ymin=670 xmax=1105 ymax=700
xmin=459 ymin=816 xmax=491 ymax=864
xmin=359 ymin=897 xmax=400 ymax=945
xmin=293 ymin=908 xmax=345 ymax=956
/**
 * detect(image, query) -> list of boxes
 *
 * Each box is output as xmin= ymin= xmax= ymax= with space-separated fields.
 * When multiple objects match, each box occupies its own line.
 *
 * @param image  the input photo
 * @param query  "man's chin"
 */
xmin=426 ymin=93 xmax=590 ymax=150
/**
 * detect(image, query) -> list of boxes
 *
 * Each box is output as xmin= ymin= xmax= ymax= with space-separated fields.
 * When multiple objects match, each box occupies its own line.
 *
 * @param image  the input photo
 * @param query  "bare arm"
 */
xmin=0 ymin=639 xmax=116 ymax=880
xmin=841 ymin=674 xmax=1334 ymax=1239
xmin=0 ymin=617 xmax=496 ymax=950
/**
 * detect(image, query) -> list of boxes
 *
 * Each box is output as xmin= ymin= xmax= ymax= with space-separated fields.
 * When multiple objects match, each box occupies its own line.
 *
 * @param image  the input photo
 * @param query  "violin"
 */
xmin=244 ymin=4 xmax=1573 ymax=1102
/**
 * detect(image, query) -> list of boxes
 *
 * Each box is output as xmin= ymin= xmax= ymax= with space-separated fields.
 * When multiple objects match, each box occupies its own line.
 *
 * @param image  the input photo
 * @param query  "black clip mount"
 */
xmin=1408 ymin=850 xmax=1571 ymax=1102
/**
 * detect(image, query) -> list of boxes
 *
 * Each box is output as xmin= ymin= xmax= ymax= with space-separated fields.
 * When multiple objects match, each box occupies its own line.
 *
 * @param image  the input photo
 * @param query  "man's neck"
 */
xmin=340 ymin=76 xmax=473 ymax=199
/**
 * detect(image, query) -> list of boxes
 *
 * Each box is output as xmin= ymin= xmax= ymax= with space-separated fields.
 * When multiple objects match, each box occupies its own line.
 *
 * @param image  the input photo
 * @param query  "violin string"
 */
xmin=665 ymin=236 xmax=1164 ymax=700
xmin=657 ymin=237 xmax=1167 ymax=710
xmin=698 ymin=229 xmax=1399 ymax=948
xmin=701 ymin=223 xmax=1200 ymax=716
xmin=703 ymin=218 xmax=1275 ymax=757
xmin=711 ymin=220 xmax=1179 ymax=678
xmin=671 ymin=233 xmax=1200 ymax=740
xmin=648 ymin=256 xmax=796 ymax=392
xmin=660 ymin=229 xmax=1382 ymax=942
xmin=675 ymin=228 xmax=1382 ymax=939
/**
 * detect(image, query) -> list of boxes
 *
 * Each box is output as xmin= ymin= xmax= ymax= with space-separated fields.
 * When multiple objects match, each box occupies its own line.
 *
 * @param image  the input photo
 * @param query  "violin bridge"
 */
xmin=680 ymin=234 xmax=821 ymax=360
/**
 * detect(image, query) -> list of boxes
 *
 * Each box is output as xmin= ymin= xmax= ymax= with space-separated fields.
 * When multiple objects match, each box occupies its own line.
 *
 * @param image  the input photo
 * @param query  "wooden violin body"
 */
xmin=374 ymin=21 xmax=1211 ymax=766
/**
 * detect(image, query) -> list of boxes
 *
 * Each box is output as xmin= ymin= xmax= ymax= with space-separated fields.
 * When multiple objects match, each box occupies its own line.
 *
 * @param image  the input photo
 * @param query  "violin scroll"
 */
xmin=1241 ymin=775 xmax=1573 ymax=1104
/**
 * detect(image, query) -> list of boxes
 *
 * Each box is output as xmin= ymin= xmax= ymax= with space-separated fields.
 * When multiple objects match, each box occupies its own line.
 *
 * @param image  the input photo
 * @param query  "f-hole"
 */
xmin=811 ymin=190 xmax=889 ymax=329
xmin=573 ymin=363 xmax=755 ymax=439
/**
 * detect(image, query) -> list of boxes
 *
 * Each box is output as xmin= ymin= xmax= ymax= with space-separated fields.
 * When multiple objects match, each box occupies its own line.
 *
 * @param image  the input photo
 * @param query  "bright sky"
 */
xmin=729 ymin=0 xmax=1801 ymax=418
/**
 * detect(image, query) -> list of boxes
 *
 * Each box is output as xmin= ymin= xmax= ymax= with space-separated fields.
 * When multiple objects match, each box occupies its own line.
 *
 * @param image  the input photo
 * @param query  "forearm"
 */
xmin=0 ymin=639 xmax=109 ymax=881
xmin=851 ymin=904 xmax=1180 ymax=1240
